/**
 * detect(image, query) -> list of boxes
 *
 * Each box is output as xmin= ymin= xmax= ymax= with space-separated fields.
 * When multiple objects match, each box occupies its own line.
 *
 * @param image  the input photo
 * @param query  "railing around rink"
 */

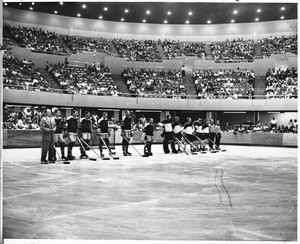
xmin=2 ymin=84 xmax=298 ymax=100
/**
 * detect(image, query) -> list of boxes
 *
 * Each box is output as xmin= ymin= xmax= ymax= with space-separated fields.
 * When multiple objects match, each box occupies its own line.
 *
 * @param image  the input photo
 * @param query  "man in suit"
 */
xmin=40 ymin=109 xmax=56 ymax=164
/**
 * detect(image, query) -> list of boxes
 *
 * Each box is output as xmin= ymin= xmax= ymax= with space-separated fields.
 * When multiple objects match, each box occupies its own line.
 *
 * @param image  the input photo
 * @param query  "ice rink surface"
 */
xmin=2 ymin=145 xmax=297 ymax=241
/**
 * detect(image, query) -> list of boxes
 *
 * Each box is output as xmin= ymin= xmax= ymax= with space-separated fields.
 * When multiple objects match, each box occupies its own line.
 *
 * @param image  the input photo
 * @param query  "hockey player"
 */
xmin=66 ymin=109 xmax=79 ymax=160
xmin=53 ymin=109 xmax=67 ymax=160
xmin=159 ymin=114 xmax=176 ymax=154
xmin=142 ymin=117 xmax=154 ymax=156
xmin=97 ymin=112 xmax=116 ymax=157
xmin=172 ymin=116 xmax=183 ymax=153
xmin=193 ymin=117 xmax=203 ymax=151
xmin=121 ymin=110 xmax=132 ymax=156
xmin=78 ymin=111 xmax=92 ymax=159
xmin=215 ymin=120 xmax=222 ymax=149
xmin=201 ymin=119 xmax=210 ymax=150
xmin=209 ymin=119 xmax=216 ymax=150
xmin=183 ymin=117 xmax=195 ymax=152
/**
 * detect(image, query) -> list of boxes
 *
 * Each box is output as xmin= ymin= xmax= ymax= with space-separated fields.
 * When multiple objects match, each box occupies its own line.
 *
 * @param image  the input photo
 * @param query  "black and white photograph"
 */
xmin=0 ymin=0 xmax=298 ymax=243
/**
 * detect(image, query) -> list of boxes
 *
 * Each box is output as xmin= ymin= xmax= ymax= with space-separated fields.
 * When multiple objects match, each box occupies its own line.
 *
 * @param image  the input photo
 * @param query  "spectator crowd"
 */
xmin=121 ymin=68 xmax=187 ymax=98
xmin=265 ymin=68 xmax=297 ymax=99
xmin=193 ymin=68 xmax=255 ymax=99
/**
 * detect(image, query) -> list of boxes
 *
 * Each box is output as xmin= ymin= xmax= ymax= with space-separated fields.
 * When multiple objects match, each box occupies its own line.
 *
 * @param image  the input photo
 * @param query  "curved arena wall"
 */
xmin=3 ymin=7 xmax=297 ymax=41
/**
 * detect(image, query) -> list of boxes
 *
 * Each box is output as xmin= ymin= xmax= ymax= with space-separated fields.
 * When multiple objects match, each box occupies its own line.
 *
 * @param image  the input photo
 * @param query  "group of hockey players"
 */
xmin=158 ymin=115 xmax=222 ymax=154
xmin=40 ymin=108 xmax=222 ymax=164
xmin=40 ymin=108 xmax=118 ymax=164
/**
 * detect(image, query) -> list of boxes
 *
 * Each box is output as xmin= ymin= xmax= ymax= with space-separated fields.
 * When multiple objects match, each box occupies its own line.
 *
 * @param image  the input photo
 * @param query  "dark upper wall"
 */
xmin=3 ymin=7 xmax=297 ymax=41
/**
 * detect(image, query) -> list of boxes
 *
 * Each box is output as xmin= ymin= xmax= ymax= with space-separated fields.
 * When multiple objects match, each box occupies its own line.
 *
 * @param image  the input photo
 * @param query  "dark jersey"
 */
xmin=67 ymin=116 xmax=78 ymax=133
xmin=54 ymin=117 xmax=66 ymax=133
xmin=78 ymin=118 xmax=92 ymax=133
xmin=144 ymin=123 xmax=154 ymax=136
xmin=121 ymin=116 xmax=132 ymax=130
xmin=98 ymin=118 xmax=109 ymax=133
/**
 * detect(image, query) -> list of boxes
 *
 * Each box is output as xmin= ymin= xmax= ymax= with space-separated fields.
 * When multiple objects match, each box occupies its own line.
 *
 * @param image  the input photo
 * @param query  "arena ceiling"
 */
xmin=4 ymin=2 xmax=297 ymax=25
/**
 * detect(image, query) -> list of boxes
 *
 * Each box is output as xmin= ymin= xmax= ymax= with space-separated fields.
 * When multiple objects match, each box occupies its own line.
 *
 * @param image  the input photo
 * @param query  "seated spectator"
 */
xmin=193 ymin=68 xmax=255 ymax=99
xmin=4 ymin=24 xmax=68 ymax=55
xmin=210 ymin=39 xmax=254 ymax=63
xmin=121 ymin=68 xmax=186 ymax=98
xmin=3 ymin=53 xmax=51 ymax=91
xmin=47 ymin=61 xmax=119 ymax=96
xmin=265 ymin=68 xmax=298 ymax=99
xmin=112 ymin=38 xmax=161 ymax=62
xmin=259 ymin=35 xmax=297 ymax=57
xmin=62 ymin=35 xmax=111 ymax=54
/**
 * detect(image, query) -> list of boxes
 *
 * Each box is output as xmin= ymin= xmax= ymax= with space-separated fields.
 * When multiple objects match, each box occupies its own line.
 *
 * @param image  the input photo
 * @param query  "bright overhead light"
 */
xmin=4 ymin=2 xmax=7 ymax=5
xmin=255 ymin=18 xmax=259 ymax=21
xmin=281 ymin=6 xmax=285 ymax=11
xmin=77 ymin=13 xmax=81 ymax=17
xmin=167 ymin=11 xmax=171 ymax=15
xmin=19 ymin=2 xmax=22 ymax=5
xmin=125 ymin=9 xmax=129 ymax=13
xmin=104 ymin=7 xmax=108 ymax=11
xmin=164 ymin=20 xmax=168 ymax=24
xmin=188 ymin=11 xmax=193 ymax=16
xmin=32 ymin=2 xmax=35 ymax=5
xmin=231 ymin=19 xmax=235 ymax=23
xmin=82 ymin=4 xmax=86 ymax=9
xmin=99 ymin=15 xmax=103 ymax=19
xmin=146 ymin=10 xmax=151 ymax=15
xmin=143 ymin=19 xmax=146 ymax=23
xmin=257 ymin=9 xmax=261 ymax=13
xmin=54 ymin=10 xmax=58 ymax=14
xmin=59 ymin=2 xmax=63 ymax=5
xmin=207 ymin=20 xmax=211 ymax=24
xmin=186 ymin=20 xmax=189 ymax=24
xmin=281 ymin=16 xmax=285 ymax=19
xmin=29 ymin=7 xmax=33 ymax=10
xmin=233 ymin=10 xmax=238 ymax=14
xmin=121 ymin=18 xmax=124 ymax=21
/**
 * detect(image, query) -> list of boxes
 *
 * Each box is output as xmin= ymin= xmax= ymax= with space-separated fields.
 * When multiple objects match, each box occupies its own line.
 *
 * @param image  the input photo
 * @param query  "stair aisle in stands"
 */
xmin=113 ymin=74 xmax=131 ymax=96
xmin=253 ymin=76 xmax=266 ymax=99
xmin=183 ymin=71 xmax=197 ymax=98
xmin=36 ymin=68 xmax=62 ymax=91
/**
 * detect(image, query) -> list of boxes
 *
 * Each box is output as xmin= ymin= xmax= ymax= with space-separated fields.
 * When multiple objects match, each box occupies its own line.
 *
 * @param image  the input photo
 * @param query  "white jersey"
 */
xmin=173 ymin=125 xmax=183 ymax=134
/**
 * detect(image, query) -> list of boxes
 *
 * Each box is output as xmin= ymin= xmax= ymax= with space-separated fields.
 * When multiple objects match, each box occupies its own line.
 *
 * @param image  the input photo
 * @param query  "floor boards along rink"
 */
xmin=3 ymin=145 xmax=297 ymax=240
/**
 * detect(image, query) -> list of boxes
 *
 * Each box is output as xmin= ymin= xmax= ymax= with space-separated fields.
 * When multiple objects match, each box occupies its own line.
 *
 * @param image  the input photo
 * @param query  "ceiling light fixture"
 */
xmin=146 ymin=10 xmax=151 ymax=15
xmin=255 ymin=18 xmax=259 ymax=21
xmin=281 ymin=6 xmax=285 ymax=11
xmin=59 ymin=2 xmax=63 ymax=5
xmin=54 ymin=10 xmax=58 ymax=14
xmin=257 ymin=9 xmax=261 ymax=13
xmin=125 ymin=9 xmax=129 ymax=13
xmin=29 ymin=7 xmax=33 ymax=10
xmin=143 ymin=19 xmax=146 ymax=23
xmin=19 ymin=2 xmax=22 ymax=5
xmin=82 ymin=4 xmax=86 ymax=9
xmin=121 ymin=18 xmax=124 ymax=21
xmin=77 ymin=13 xmax=81 ymax=17
xmin=233 ymin=10 xmax=238 ymax=14
xmin=186 ymin=20 xmax=189 ymax=24
xmin=207 ymin=20 xmax=211 ymax=24
xmin=167 ymin=11 xmax=171 ymax=15
xmin=231 ymin=19 xmax=235 ymax=23
xmin=281 ymin=16 xmax=285 ymax=19
xmin=99 ymin=15 xmax=103 ymax=19
xmin=32 ymin=2 xmax=35 ymax=5
xmin=188 ymin=11 xmax=193 ymax=16
xmin=104 ymin=7 xmax=108 ymax=11
xmin=4 ymin=2 xmax=7 ymax=5
xmin=164 ymin=20 xmax=168 ymax=24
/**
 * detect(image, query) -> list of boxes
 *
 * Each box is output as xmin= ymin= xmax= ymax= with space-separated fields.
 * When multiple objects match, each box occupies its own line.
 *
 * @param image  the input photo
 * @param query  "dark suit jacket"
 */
xmin=40 ymin=116 xmax=57 ymax=142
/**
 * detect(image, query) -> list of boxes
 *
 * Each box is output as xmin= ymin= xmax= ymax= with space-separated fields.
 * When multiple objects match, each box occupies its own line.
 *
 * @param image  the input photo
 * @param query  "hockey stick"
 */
xmin=173 ymin=137 xmax=188 ymax=155
xmin=78 ymin=137 xmax=109 ymax=160
xmin=208 ymin=137 xmax=226 ymax=152
xmin=54 ymin=146 xmax=70 ymax=164
xmin=185 ymin=137 xmax=206 ymax=154
xmin=195 ymin=135 xmax=217 ymax=153
xmin=100 ymin=136 xmax=119 ymax=160
xmin=174 ymin=137 xmax=197 ymax=155
xmin=122 ymin=136 xmax=148 ymax=157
